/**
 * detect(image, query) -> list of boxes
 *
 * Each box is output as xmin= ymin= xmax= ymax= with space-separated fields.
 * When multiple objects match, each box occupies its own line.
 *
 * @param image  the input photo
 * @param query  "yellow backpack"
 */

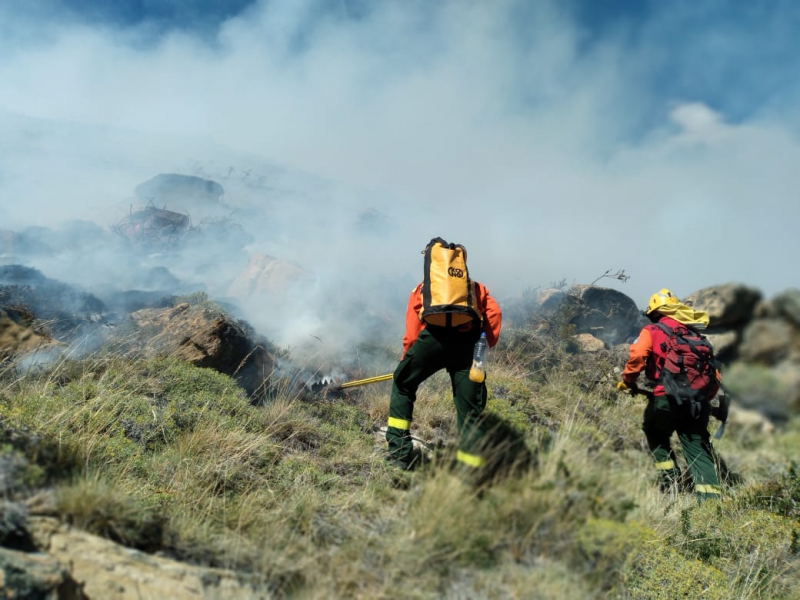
xmin=419 ymin=238 xmax=481 ymax=327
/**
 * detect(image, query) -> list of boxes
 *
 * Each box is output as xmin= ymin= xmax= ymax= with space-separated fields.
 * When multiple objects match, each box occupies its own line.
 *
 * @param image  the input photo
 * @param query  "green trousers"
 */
xmin=386 ymin=326 xmax=487 ymax=468
xmin=642 ymin=394 xmax=721 ymax=501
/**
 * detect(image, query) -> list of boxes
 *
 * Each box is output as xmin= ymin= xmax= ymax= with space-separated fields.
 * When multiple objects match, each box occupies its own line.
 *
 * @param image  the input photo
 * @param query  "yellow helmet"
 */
xmin=645 ymin=288 xmax=679 ymax=315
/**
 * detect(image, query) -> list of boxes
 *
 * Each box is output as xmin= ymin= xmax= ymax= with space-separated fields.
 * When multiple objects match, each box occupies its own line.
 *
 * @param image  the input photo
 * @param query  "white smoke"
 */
xmin=1 ymin=0 xmax=799 ymax=359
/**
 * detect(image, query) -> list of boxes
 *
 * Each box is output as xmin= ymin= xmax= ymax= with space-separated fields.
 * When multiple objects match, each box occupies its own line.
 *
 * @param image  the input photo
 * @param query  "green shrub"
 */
xmin=678 ymin=496 xmax=800 ymax=596
xmin=681 ymin=500 xmax=799 ymax=562
xmin=738 ymin=464 xmax=800 ymax=520
xmin=577 ymin=518 xmax=729 ymax=598
xmin=625 ymin=547 xmax=729 ymax=599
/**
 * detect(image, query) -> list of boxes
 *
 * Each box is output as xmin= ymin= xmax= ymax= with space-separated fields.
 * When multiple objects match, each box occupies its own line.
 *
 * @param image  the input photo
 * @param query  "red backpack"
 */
xmin=653 ymin=322 xmax=720 ymax=417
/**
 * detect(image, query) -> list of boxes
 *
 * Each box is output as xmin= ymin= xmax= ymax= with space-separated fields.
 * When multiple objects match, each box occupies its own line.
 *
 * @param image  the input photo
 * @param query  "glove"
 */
xmin=616 ymin=380 xmax=638 ymax=394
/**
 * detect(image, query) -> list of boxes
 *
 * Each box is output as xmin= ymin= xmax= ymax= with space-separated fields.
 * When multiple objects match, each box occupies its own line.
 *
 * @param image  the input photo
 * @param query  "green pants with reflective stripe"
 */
xmin=386 ymin=325 xmax=487 ymax=466
xmin=642 ymin=394 xmax=721 ymax=501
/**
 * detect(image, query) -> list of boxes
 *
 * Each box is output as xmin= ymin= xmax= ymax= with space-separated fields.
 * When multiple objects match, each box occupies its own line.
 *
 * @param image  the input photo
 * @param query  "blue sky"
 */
xmin=1 ymin=0 xmax=799 ymax=343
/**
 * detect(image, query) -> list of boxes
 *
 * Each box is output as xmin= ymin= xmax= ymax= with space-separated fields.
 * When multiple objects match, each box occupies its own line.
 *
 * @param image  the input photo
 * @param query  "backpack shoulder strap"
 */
xmin=654 ymin=321 xmax=697 ymax=338
xmin=652 ymin=322 xmax=673 ymax=337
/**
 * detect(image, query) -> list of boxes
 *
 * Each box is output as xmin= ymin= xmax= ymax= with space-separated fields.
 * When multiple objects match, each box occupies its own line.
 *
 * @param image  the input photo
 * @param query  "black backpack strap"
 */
xmin=653 ymin=322 xmax=673 ymax=336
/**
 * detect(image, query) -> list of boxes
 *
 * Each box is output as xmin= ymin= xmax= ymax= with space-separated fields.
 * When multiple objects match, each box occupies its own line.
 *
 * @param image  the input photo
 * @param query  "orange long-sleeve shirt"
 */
xmin=401 ymin=281 xmax=502 ymax=356
xmin=622 ymin=326 xmax=656 ymax=386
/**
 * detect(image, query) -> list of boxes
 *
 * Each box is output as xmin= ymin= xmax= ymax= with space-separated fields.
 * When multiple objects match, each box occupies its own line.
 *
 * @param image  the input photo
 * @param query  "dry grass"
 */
xmin=1 ymin=331 xmax=799 ymax=598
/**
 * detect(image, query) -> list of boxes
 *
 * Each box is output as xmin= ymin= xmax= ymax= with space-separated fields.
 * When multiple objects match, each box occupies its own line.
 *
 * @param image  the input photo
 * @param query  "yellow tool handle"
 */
xmin=337 ymin=373 xmax=393 ymax=389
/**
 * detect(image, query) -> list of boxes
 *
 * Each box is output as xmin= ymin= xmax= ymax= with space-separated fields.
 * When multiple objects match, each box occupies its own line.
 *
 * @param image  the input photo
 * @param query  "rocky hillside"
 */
xmin=1 ymin=274 xmax=798 ymax=598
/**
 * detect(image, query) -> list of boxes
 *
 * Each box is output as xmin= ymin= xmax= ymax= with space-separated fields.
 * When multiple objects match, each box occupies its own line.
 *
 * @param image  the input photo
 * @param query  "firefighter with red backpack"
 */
xmin=385 ymin=238 xmax=502 ymax=471
xmin=617 ymin=288 xmax=723 ymax=502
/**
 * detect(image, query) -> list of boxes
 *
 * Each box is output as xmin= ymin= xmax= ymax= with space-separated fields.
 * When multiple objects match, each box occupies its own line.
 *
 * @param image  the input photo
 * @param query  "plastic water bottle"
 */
xmin=469 ymin=332 xmax=488 ymax=383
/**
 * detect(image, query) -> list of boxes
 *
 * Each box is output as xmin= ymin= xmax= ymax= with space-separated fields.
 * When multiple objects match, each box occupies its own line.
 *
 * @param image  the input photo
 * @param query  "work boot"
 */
xmin=384 ymin=449 xmax=414 ymax=472
xmin=385 ymin=456 xmax=411 ymax=471
xmin=384 ymin=446 xmax=426 ymax=472
xmin=657 ymin=468 xmax=682 ymax=493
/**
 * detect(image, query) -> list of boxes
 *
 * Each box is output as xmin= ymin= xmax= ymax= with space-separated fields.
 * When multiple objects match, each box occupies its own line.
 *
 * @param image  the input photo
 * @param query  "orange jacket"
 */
xmin=401 ymin=281 xmax=502 ymax=356
xmin=622 ymin=326 xmax=660 ymax=391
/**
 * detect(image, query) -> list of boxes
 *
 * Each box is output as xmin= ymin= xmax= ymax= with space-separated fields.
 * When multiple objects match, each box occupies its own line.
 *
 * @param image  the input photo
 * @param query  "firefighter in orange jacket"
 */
xmin=618 ymin=288 xmax=722 ymax=501
xmin=386 ymin=266 xmax=502 ymax=471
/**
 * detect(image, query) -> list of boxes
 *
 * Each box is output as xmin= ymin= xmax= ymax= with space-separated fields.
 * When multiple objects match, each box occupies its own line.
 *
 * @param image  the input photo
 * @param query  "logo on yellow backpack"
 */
xmin=419 ymin=238 xmax=481 ymax=327
xmin=447 ymin=267 xmax=464 ymax=278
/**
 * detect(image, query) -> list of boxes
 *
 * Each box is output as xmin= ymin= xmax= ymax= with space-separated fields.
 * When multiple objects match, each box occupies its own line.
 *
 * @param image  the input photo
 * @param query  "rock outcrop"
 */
xmin=0 ymin=517 xmax=268 ymax=599
xmin=662 ymin=284 xmax=800 ymax=419
xmin=130 ymin=302 xmax=275 ymax=396
xmin=517 ymin=281 xmax=800 ymax=422
xmin=135 ymin=174 xmax=225 ymax=207
xmin=683 ymin=283 xmax=762 ymax=328
xmin=0 ymin=266 xmax=107 ymax=341
xmin=566 ymin=285 xmax=645 ymax=347
xmin=0 ymin=308 xmax=62 ymax=363
xmin=0 ymin=545 xmax=84 ymax=599
xmin=574 ymin=333 xmax=606 ymax=353
xmin=518 ymin=285 xmax=645 ymax=349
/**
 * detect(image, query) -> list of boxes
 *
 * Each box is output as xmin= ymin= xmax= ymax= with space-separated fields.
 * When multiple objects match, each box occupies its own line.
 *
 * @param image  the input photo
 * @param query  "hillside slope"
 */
xmin=1 ymin=317 xmax=798 ymax=598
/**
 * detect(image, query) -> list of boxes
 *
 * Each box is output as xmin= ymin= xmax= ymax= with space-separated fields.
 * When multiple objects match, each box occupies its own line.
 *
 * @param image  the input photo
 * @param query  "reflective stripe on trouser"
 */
xmin=387 ymin=417 xmax=411 ymax=430
xmin=456 ymin=450 xmax=485 ymax=468
xmin=386 ymin=326 xmax=485 ymax=463
xmin=643 ymin=393 xmax=720 ymax=498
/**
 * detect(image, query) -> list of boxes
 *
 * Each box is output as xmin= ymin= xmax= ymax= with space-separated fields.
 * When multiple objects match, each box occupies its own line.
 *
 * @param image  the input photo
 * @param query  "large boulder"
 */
xmin=129 ymin=302 xmax=275 ymax=396
xmin=754 ymin=288 xmax=800 ymax=327
xmin=574 ymin=332 xmax=606 ymax=353
xmin=703 ymin=329 xmax=739 ymax=364
xmin=28 ymin=517 xmax=266 ymax=599
xmin=724 ymin=358 xmax=800 ymax=422
xmin=775 ymin=359 xmax=800 ymax=413
xmin=773 ymin=288 xmax=800 ymax=326
xmin=683 ymin=283 xmax=762 ymax=328
xmin=182 ymin=218 xmax=254 ymax=253
xmin=535 ymin=288 xmax=567 ymax=312
xmin=355 ymin=207 xmax=392 ymax=233
xmin=721 ymin=287 xmax=800 ymax=421
xmin=508 ymin=285 xmax=643 ymax=347
xmin=738 ymin=318 xmax=795 ymax=365
xmin=135 ymin=174 xmax=224 ymax=206
xmin=565 ymin=285 xmax=645 ymax=347
xmin=0 ymin=545 xmax=83 ymax=599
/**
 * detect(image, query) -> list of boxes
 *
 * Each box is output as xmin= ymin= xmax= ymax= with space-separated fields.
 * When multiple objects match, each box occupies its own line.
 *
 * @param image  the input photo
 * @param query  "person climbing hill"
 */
xmin=617 ymin=288 xmax=723 ymax=502
xmin=385 ymin=238 xmax=502 ymax=471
